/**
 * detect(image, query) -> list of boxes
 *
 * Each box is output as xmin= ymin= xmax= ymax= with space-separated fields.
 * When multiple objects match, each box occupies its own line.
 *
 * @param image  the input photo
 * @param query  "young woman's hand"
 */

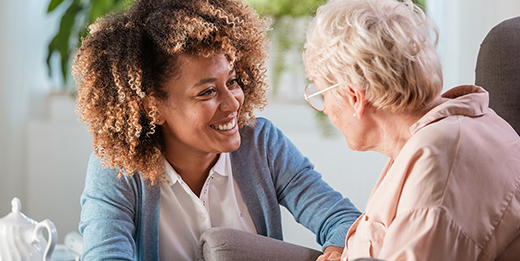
xmin=317 ymin=246 xmax=343 ymax=261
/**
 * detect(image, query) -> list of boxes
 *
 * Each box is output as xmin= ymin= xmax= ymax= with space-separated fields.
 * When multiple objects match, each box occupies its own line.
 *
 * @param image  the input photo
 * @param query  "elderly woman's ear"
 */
xmin=345 ymin=86 xmax=366 ymax=120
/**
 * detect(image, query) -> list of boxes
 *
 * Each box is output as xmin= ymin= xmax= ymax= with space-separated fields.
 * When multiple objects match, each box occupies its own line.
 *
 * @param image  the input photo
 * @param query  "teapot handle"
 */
xmin=32 ymin=219 xmax=58 ymax=261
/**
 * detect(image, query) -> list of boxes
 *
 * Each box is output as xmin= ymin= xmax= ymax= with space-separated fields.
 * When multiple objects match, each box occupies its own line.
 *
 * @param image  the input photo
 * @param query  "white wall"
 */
xmin=0 ymin=0 xmax=76 ymax=243
xmin=0 ymin=0 xmax=8 ymax=213
xmin=24 ymin=96 xmax=92 ymax=244
xmin=0 ymin=0 xmax=28 ymax=219
xmin=0 ymin=0 xmax=519 ymax=251
xmin=428 ymin=0 xmax=520 ymax=91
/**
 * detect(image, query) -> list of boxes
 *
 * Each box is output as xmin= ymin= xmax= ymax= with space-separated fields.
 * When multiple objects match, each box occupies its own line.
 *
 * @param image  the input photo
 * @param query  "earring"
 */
xmin=353 ymin=113 xmax=357 ymax=118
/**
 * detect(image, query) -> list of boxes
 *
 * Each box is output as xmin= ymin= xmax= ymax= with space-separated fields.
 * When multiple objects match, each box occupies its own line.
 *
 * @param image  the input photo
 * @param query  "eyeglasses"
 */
xmin=304 ymin=82 xmax=340 ymax=111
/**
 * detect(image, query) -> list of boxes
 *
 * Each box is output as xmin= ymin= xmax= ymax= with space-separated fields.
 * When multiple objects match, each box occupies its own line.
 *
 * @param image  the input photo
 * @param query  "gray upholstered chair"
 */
xmin=197 ymin=227 xmax=322 ymax=261
xmin=197 ymin=227 xmax=383 ymax=261
xmin=475 ymin=16 xmax=520 ymax=134
xmin=475 ymin=16 xmax=520 ymax=259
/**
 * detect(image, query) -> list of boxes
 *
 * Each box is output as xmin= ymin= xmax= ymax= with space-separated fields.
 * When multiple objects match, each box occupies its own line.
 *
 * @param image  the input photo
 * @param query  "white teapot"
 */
xmin=0 ymin=197 xmax=57 ymax=261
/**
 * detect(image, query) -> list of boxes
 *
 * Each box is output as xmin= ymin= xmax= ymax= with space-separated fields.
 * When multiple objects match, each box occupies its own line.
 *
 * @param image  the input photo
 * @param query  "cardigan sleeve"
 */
xmin=261 ymin=118 xmax=362 ymax=249
xmin=79 ymin=152 xmax=139 ymax=261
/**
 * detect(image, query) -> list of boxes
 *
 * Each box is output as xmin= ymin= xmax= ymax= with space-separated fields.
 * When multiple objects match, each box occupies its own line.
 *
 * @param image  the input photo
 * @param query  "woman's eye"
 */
xmin=198 ymin=88 xmax=216 ymax=97
xmin=228 ymin=79 xmax=240 ymax=89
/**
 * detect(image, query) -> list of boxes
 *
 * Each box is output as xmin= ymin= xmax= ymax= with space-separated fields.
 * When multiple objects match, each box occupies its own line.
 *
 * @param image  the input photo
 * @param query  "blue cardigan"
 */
xmin=80 ymin=117 xmax=361 ymax=260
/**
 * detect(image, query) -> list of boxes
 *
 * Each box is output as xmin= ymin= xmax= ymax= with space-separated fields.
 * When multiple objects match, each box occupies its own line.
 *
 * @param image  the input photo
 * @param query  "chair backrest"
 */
xmin=475 ymin=16 xmax=520 ymax=135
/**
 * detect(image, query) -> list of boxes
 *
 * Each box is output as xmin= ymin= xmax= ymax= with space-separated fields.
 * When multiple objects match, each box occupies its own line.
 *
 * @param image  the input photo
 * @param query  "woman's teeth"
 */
xmin=211 ymin=119 xmax=236 ymax=131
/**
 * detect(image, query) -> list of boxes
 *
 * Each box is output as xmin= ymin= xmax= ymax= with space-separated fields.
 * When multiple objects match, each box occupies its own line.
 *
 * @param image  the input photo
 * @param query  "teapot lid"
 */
xmin=0 ymin=197 xmax=38 ymax=227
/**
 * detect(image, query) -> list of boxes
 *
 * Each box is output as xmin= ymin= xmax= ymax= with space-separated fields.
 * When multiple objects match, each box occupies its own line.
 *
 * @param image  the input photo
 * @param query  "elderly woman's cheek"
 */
xmin=324 ymin=99 xmax=343 ymax=126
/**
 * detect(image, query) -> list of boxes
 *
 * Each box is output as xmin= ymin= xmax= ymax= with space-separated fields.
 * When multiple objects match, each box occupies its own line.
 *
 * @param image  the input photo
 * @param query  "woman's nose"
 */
xmin=219 ymin=89 xmax=241 ymax=112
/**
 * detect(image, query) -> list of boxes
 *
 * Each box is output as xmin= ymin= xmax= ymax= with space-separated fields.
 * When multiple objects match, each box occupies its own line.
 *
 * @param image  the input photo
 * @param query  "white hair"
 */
xmin=303 ymin=0 xmax=443 ymax=112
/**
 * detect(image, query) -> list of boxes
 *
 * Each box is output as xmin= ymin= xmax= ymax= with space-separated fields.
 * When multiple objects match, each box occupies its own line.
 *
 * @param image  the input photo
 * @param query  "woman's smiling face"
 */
xmin=157 ymin=54 xmax=244 ymax=156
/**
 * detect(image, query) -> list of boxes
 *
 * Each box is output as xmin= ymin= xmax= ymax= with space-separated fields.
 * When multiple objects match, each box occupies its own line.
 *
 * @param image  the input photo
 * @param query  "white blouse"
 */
xmin=158 ymin=153 xmax=257 ymax=261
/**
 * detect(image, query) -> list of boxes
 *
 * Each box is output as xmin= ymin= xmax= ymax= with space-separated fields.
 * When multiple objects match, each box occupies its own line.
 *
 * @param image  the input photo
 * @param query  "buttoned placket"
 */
xmin=175 ymin=175 xmax=212 ymax=230
xmin=200 ymin=172 xmax=215 ymax=209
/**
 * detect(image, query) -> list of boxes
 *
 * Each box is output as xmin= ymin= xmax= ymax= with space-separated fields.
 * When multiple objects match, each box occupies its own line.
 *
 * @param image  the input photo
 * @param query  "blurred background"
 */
xmin=0 ymin=0 xmax=519 ymax=250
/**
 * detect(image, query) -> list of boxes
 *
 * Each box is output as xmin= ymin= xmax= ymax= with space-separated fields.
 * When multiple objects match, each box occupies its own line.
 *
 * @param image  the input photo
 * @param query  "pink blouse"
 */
xmin=342 ymin=85 xmax=520 ymax=261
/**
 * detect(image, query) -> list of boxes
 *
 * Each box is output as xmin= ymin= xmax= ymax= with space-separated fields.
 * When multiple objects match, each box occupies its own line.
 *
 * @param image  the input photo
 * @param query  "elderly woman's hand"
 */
xmin=317 ymin=246 xmax=343 ymax=261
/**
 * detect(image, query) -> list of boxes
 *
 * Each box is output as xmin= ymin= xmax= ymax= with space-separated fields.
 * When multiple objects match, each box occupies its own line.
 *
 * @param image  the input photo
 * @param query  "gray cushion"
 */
xmin=197 ymin=227 xmax=322 ymax=261
xmin=475 ymin=16 xmax=520 ymax=134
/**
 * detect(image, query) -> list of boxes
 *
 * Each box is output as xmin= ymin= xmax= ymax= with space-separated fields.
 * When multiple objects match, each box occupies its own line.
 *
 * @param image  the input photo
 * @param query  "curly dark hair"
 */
xmin=73 ymin=0 xmax=270 ymax=185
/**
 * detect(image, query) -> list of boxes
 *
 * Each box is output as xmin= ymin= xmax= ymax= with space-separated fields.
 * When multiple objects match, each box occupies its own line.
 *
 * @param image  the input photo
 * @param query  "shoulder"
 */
xmin=236 ymin=117 xmax=302 ymax=156
xmin=400 ymin=116 xmax=462 ymax=178
xmin=400 ymin=117 xmax=462 ymax=176
xmin=232 ymin=116 xmax=303 ymax=173
xmin=85 ymin=152 xmax=117 ymax=183
xmin=239 ymin=117 xmax=275 ymax=136
xmin=392 ymin=118 xmax=461 ymax=210
xmin=237 ymin=117 xmax=283 ymax=149
xmin=84 ymin=152 xmax=147 ymax=194
xmin=407 ymin=116 xmax=461 ymax=156
xmin=82 ymin=151 xmax=160 ymax=213
xmin=86 ymin=152 xmax=122 ymax=182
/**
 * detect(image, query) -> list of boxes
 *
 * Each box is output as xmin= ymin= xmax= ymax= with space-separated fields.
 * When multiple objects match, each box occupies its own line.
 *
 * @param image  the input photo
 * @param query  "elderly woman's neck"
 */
xmin=372 ymin=97 xmax=444 ymax=159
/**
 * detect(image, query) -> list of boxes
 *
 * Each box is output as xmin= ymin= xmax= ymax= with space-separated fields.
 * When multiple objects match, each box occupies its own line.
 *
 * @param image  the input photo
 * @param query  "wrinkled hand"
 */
xmin=316 ymin=246 xmax=343 ymax=261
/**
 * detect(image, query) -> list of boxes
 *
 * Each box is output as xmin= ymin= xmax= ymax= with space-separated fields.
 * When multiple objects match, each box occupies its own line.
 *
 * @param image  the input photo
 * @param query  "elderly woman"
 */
xmin=74 ymin=0 xmax=361 ymax=260
xmin=304 ymin=0 xmax=520 ymax=260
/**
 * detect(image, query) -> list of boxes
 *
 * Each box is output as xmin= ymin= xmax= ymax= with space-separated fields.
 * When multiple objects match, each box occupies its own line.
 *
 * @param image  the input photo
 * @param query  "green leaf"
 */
xmin=46 ymin=0 xmax=137 ymax=86
xmin=89 ymin=0 xmax=111 ymax=24
xmin=88 ymin=0 xmax=134 ymax=25
xmin=244 ymin=0 xmax=323 ymax=18
xmin=270 ymin=16 xmax=294 ymax=93
xmin=112 ymin=0 xmax=134 ymax=12
xmin=47 ymin=0 xmax=66 ymax=13
xmin=46 ymin=0 xmax=82 ymax=83
xmin=46 ymin=37 xmax=58 ymax=74
xmin=413 ymin=0 xmax=427 ymax=11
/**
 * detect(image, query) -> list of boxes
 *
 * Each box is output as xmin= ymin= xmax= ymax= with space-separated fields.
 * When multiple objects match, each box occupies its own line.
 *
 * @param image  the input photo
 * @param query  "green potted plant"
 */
xmin=244 ymin=0 xmax=323 ymax=93
xmin=46 ymin=0 xmax=131 ymax=92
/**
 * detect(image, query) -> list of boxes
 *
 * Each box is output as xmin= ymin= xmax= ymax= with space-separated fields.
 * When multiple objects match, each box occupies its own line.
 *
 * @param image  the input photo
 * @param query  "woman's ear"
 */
xmin=141 ymin=97 xmax=165 ymax=125
xmin=346 ymin=87 xmax=367 ymax=120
